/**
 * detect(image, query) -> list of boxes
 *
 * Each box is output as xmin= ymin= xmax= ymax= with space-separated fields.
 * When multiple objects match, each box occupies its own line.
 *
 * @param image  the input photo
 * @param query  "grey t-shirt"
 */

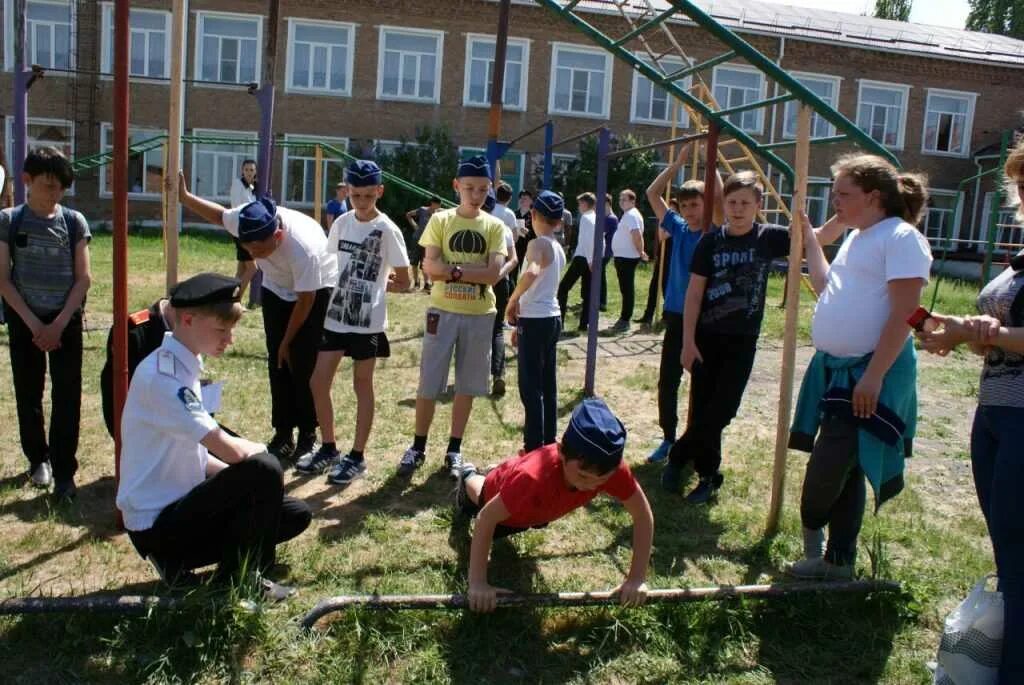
xmin=0 ymin=204 xmax=91 ymax=316
xmin=977 ymin=261 xmax=1024 ymax=408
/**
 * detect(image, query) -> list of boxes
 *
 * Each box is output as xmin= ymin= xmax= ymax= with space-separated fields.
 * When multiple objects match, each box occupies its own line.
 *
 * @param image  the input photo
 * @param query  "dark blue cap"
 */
xmin=457 ymin=155 xmax=491 ymax=179
xmin=562 ymin=398 xmax=626 ymax=462
xmin=346 ymin=159 xmax=382 ymax=187
xmin=237 ymin=197 xmax=278 ymax=243
xmin=532 ymin=190 xmax=565 ymax=220
xmin=483 ymin=190 xmax=496 ymax=213
xmin=169 ymin=272 xmax=241 ymax=308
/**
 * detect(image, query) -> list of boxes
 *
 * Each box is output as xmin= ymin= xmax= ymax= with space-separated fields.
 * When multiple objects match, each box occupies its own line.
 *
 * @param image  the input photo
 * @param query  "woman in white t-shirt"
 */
xmin=786 ymin=154 xmax=932 ymax=580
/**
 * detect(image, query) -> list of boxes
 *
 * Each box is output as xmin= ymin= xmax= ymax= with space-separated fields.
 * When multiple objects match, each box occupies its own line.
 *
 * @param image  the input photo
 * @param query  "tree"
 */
xmin=966 ymin=0 xmax=1024 ymax=39
xmin=873 ymin=0 xmax=912 ymax=21
xmin=365 ymin=125 xmax=459 ymax=221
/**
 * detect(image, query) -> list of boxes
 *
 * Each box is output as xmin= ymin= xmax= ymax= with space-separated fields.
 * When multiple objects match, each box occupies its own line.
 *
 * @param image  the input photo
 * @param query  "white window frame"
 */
xmin=189 ymin=127 xmax=258 ymax=202
xmin=922 ymin=188 xmax=962 ymax=249
xmin=4 ymin=0 xmax=76 ymax=74
xmin=921 ymin=88 xmax=977 ymax=159
xmin=374 ymin=139 xmax=424 ymax=158
xmin=194 ymin=11 xmax=263 ymax=86
xmin=462 ymin=33 xmax=529 ymax=112
xmin=630 ymin=52 xmax=690 ymax=128
xmin=281 ymin=134 xmax=350 ymax=208
xmin=548 ymin=42 xmax=614 ymax=120
xmin=856 ymin=79 xmax=911 ymax=151
xmin=98 ymin=123 xmax=167 ymax=200
xmin=375 ymin=26 xmax=444 ymax=104
xmin=284 ymin=18 xmax=355 ymax=98
xmin=980 ymin=192 xmax=1022 ymax=255
xmin=100 ymin=4 xmax=171 ymax=79
xmin=711 ymin=63 xmax=767 ymax=135
xmin=459 ymin=146 xmax=526 ymax=195
xmin=4 ymin=115 xmax=76 ymax=194
xmin=783 ymin=71 xmax=841 ymax=140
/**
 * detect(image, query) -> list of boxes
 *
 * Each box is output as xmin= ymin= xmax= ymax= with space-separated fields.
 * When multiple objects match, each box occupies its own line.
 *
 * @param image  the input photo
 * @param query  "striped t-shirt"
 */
xmin=0 ymin=204 xmax=90 ymax=317
xmin=977 ymin=262 xmax=1024 ymax=408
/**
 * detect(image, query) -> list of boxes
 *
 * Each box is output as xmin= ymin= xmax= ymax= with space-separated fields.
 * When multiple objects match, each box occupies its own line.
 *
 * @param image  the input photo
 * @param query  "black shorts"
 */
xmin=407 ymin=243 xmax=425 ymax=266
xmin=234 ymin=237 xmax=253 ymax=262
xmin=319 ymin=330 xmax=391 ymax=360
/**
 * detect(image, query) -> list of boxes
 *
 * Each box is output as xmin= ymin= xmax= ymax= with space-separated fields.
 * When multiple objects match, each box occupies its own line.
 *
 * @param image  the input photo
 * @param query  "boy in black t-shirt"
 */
xmin=663 ymin=171 xmax=790 ymax=503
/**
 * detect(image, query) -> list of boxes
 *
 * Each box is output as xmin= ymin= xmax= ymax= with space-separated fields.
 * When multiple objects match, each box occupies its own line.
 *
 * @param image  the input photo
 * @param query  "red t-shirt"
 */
xmin=482 ymin=444 xmax=639 ymax=529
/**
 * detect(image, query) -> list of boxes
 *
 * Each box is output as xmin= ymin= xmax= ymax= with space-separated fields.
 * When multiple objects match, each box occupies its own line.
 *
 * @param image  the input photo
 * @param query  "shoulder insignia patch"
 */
xmin=178 ymin=387 xmax=203 ymax=413
xmin=157 ymin=350 xmax=177 ymax=377
xmin=128 ymin=309 xmax=151 ymax=326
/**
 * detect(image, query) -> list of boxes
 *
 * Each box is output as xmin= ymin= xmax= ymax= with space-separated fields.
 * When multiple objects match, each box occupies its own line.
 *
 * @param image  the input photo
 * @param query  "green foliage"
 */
xmin=873 ymin=0 xmax=913 ymax=21
xmin=966 ymin=0 xmax=1024 ymax=38
xmin=556 ymin=134 xmax=660 ymax=215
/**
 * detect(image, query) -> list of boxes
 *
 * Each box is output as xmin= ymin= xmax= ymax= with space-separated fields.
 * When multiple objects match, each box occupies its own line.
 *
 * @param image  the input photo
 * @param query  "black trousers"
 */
xmin=261 ymin=286 xmax=330 ymax=437
xmin=669 ymin=331 xmax=758 ymax=478
xmin=599 ymin=256 xmax=610 ymax=307
xmin=557 ymin=256 xmax=592 ymax=331
xmin=491 ymin=277 xmax=510 ymax=378
xmin=657 ymin=311 xmax=685 ymax=442
xmin=614 ymin=257 xmax=641 ymax=323
xmin=639 ymin=237 xmax=673 ymax=322
xmin=6 ymin=306 xmax=82 ymax=481
xmin=128 ymin=452 xmax=311 ymax=580
xmin=517 ymin=316 xmax=562 ymax=451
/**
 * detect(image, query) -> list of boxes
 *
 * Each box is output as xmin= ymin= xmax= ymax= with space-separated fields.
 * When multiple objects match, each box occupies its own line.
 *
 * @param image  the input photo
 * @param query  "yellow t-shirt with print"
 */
xmin=419 ymin=208 xmax=509 ymax=315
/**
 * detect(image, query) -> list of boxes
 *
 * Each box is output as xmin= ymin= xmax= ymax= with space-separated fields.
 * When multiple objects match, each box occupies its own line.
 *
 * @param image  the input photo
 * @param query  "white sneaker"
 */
xmin=29 ymin=462 xmax=52 ymax=488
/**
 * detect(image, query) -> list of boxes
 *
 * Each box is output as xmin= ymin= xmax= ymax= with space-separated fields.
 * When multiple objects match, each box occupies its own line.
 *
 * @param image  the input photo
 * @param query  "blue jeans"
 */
xmin=516 ymin=316 xmax=562 ymax=451
xmin=971 ymin=404 xmax=1024 ymax=683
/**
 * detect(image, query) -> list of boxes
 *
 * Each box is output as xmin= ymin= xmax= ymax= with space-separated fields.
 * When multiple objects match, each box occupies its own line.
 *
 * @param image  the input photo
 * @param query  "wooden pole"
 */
xmin=314 ymin=144 xmax=323 ymax=225
xmin=164 ymin=0 xmax=185 ymax=293
xmin=765 ymin=104 xmax=811 ymax=536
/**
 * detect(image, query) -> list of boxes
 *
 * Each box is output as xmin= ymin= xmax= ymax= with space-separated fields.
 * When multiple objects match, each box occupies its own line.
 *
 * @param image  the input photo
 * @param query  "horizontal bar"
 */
xmin=301 ymin=580 xmax=900 ymax=629
xmin=716 ymin=92 xmax=796 ymax=118
xmin=0 ymin=595 xmax=180 ymax=616
xmin=550 ymin=124 xmax=607 ymax=150
xmin=562 ymin=0 xmax=584 ymax=11
xmin=607 ymin=131 xmax=710 ymax=159
xmin=613 ymin=7 xmax=678 ymax=47
xmin=506 ymin=119 xmax=552 ymax=147
xmin=759 ymin=134 xmax=849 ymax=150
xmin=662 ymin=50 xmax=736 ymax=83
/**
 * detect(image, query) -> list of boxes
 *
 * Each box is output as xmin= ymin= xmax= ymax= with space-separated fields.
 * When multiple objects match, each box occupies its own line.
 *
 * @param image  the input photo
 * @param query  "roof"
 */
xmin=527 ymin=0 xmax=1024 ymax=67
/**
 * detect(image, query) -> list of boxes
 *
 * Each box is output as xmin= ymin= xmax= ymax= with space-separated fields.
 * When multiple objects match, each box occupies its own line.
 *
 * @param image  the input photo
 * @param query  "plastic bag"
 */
xmin=934 ymin=575 xmax=1003 ymax=685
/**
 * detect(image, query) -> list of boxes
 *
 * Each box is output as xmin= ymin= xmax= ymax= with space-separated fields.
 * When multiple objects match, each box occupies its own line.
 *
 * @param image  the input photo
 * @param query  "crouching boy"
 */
xmin=455 ymin=398 xmax=654 ymax=612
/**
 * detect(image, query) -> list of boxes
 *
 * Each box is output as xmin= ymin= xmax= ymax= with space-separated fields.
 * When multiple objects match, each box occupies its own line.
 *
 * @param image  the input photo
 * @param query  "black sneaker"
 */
xmin=491 ymin=377 xmax=506 ymax=397
xmin=685 ymin=473 xmax=724 ymax=504
xmin=444 ymin=451 xmax=464 ymax=480
xmin=327 ymin=455 xmax=367 ymax=485
xmin=295 ymin=444 xmax=339 ymax=475
xmin=52 ymin=478 xmax=77 ymax=502
xmin=661 ymin=462 xmax=683 ymax=494
xmin=267 ymin=433 xmax=295 ymax=462
xmin=397 ymin=447 xmax=425 ymax=477
xmin=608 ymin=319 xmax=630 ymax=334
xmin=455 ymin=463 xmax=480 ymax=516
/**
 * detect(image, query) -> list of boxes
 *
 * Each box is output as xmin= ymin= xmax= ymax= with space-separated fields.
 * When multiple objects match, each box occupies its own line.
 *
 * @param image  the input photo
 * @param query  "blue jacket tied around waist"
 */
xmin=789 ymin=338 xmax=918 ymax=509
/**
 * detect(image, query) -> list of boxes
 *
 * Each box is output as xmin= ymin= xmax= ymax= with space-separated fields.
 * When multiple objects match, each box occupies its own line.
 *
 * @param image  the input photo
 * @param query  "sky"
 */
xmin=761 ymin=0 xmax=972 ymax=29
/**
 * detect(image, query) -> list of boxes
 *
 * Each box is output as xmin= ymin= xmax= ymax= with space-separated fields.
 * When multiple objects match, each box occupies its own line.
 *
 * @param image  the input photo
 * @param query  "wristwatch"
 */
xmin=450 ymin=265 xmax=463 ymax=282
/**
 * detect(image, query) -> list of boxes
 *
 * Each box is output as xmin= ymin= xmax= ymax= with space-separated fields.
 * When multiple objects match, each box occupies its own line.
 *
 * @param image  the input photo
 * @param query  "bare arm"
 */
xmin=277 ymin=291 xmax=316 ymax=368
xmin=506 ymin=239 xmax=553 ymax=323
xmin=813 ymin=215 xmax=847 ymax=247
xmin=387 ymin=266 xmax=412 ymax=293
xmin=200 ymin=427 xmax=267 ymax=465
xmin=176 ymin=171 xmax=227 ymax=227
xmin=681 ymin=273 xmax=707 ymax=371
xmin=616 ymin=487 xmax=654 ymax=605
xmin=467 ymin=494 xmax=512 ymax=612
xmin=631 ymin=228 xmax=648 ymax=261
xmin=405 ymin=209 xmax=420 ymax=232
xmin=497 ymin=234 xmax=519 ymax=280
xmin=57 ymin=238 xmax=92 ymax=327
xmin=800 ymin=211 xmax=829 ymax=295
xmin=646 ymin=156 xmax=687 ymax=223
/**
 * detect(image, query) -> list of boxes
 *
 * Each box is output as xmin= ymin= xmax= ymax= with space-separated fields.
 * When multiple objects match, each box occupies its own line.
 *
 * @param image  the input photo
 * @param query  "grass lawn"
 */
xmin=0 ymin=230 xmax=993 ymax=684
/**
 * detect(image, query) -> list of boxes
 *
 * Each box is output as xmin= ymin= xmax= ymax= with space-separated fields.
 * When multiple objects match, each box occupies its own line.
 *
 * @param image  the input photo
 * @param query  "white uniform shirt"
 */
xmin=222 ymin=205 xmax=338 ymax=301
xmin=229 ymin=177 xmax=256 ymax=208
xmin=574 ymin=210 xmax=596 ymax=264
xmin=116 ymin=333 xmax=219 ymax=531
xmin=612 ymin=207 xmax=644 ymax=258
xmin=494 ymin=203 xmax=518 ymax=234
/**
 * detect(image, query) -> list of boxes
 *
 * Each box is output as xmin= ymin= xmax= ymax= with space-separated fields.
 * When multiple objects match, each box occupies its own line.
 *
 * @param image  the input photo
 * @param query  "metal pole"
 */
xmin=12 ymin=0 xmax=28 ymax=205
xmin=314 ymin=144 xmax=323 ymax=226
xmin=701 ymin=122 xmax=720 ymax=232
xmin=543 ymin=121 xmax=554 ymax=190
xmin=981 ymin=130 xmax=1012 ymax=285
xmin=112 ymin=0 xmax=131 ymax=528
xmin=584 ymin=128 xmax=610 ymax=397
xmin=486 ymin=0 xmax=512 ymax=180
xmin=255 ymin=0 xmax=279 ymax=194
xmin=164 ymin=0 xmax=186 ymax=292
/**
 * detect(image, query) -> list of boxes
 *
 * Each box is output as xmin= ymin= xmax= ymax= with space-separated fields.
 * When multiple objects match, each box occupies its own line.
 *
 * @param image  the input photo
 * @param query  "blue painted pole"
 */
xmin=584 ymin=127 xmax=610 ymax=396
xmin=12 ymin=0 xmax=28 ymax=205
xmin=543 ymin=121 xmax=554 ymax=190
xmin=255 ymin=85 xmax=275 ymax=195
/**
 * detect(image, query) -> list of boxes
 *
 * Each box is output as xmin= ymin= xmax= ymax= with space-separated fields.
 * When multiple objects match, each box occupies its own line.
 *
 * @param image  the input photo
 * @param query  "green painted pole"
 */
xmin=982 ymin=130 xmax=1012 ymax=285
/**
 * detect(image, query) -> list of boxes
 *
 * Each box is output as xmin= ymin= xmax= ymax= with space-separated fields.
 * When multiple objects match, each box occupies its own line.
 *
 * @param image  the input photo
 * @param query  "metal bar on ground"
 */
xmin=715 ymin=93 xmax=796 ymax=118
xmin=300 ymin=580 xmax=900 ymax=629
xmin=165 ymin=0 xmax=185 ymax=292
xmin=612 ymin=6 xmax=678 ymax=47
xmin=766 ymin=104 xmax=811 ymax=537
xmin=584 ymin=127 xmax=610 ymax=397
xmin=606 ymin=131 xmax=709 ymax=159
xmin=0 ymin=596 xmax=180 ymax=616
xmin=551 ymin=124 xmax=608 ymax=150
xmin=759 ymin=134 xmax=847 ymax=150
xmin=506 ymin=119 xmax=553 ymax=148
xmin=662 ymin=50 xmax=737 ymax=83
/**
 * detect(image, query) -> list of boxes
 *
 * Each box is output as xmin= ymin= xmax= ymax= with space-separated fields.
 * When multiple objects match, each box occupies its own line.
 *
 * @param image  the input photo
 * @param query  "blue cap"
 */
xmin=457 ymin=155 xmax=491 ymax=179
xmin=482 ymin=190 xmax=496 ymax=213
xmin=562 ymin=398 xmax=626 ymax=463
xmin=345 ymin=159 xmax=382 ymax=187
xmin=532 ymin=190 xmax=565 ymax=220
xmin=237 ymin=197 xmax=278 ymax=243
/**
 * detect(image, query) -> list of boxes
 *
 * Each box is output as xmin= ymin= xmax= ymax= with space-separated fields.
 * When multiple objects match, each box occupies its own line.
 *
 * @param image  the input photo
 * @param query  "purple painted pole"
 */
xmin=12 ymin=0 xmax=28 ymax=205
xmin=584 ymin=127 xmax=610 ymax=397
xmin=542 ymin=121 xmax=554 ymax=190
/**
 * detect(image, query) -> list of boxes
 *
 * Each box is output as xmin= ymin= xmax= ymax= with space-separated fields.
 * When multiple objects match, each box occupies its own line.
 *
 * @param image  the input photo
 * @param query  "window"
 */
xmin=281 ymin=135 xmax=349 ymax=207
xmin=923 ymin=190 xmax=960 ymax=249
xmin=286 ymin=19 xmax=354 ymax=96
xmin=783 ymin=73 xmax=840 ymax=139
xmin=631 ymin=54 xmax=689 ymax=127
xmin=377 ymin=27 xmax=443 ymax=103
xmin=981 ymin=192 xmax=1021 ymax=255
xmin=17 ymin=0 xmax=75 ymax=71
xmin=373 ymin=139 xmax=424 ymax=159
xmin=463 ymin=35 xmax=528 ymax=110
xmin=195 ymin=12 xmax=261 ymax=85
xmin=712 ymin=65 xmax=765 ymax=134
xmin=4 ymin=117 xmax=75 ymax=193
xmin=776 ymin=176 xmax=831 ymax=227
xmin=100 ymin=4 xmax=170 ymax=78
xmin=857 ymin=80 xmax=910 ymax=149
xmin=190 ymin=128 xmax=257 ymax=201
xmin=549 ymin=43 xmax=612 ymax=118
xmin=923 ymin=89 xmax=976 ymax=157
xmin=459 ymin=147 xmax=524 ymax=196
xmin=99 ymin=125 xmax=166 ymax=198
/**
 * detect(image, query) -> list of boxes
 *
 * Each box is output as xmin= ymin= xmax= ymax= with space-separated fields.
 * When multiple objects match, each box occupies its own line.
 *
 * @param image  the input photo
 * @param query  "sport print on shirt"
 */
xmin=327 ymin=230 xmax=384 ymax=329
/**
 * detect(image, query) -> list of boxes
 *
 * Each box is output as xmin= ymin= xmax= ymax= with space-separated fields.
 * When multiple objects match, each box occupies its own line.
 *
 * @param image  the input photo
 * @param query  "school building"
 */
xmin=1 ymin=0 xmax=1022 ymax=257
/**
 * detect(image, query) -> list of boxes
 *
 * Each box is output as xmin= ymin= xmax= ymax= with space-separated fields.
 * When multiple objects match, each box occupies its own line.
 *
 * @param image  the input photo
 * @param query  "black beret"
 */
xmin=169 ymin=272 xmax=241 ymax=308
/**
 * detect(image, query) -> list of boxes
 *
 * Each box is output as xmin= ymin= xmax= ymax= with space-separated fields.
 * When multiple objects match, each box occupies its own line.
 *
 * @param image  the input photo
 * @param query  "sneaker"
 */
xmin=634 ymin=316 xmax=653 ymax=325
xmin=29 ymin=461 xmax=52 ymax=488
xmin=608 ymin=319 xmax=630 ymax=334
xmin=294 ymin=432 xmax=317 ymax=461
xmin=327 ymin=455 xmax=367 ymax=485
xmin=396 ymin=447 xmax=425 ymax=477
xmin=267 ymin=433 xmax=295 ymax=462
xmin=52 ymin=478 xmax=77 ymax=502
xmin=454 ymin=463 xmax=480 ymax=516
xmin=491 ymin=377 xmax=506 ymax=397
xmin=784 ymin=556 xmax=854 ymax=581
xmin=423 ymin=283 xmax=432 ymax=294
xmin=685 ymin=473 xmax=724 ymax=504
xmin=259 ymin=576 xmax=297 ymax=602
xmin=295 ymin=444 xmax=339 ymax=475
xmin=647 ymin=440 xmax=672 ymax=464
xmin=444 ymin=451 xmax=464 ymax=480
xmin=661 ymin=461 xmax=683 ymax=493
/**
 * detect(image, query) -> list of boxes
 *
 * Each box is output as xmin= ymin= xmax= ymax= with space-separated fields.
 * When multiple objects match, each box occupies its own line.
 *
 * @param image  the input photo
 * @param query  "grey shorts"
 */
xmin=418 ymin=308 xmax=493 ymax=399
